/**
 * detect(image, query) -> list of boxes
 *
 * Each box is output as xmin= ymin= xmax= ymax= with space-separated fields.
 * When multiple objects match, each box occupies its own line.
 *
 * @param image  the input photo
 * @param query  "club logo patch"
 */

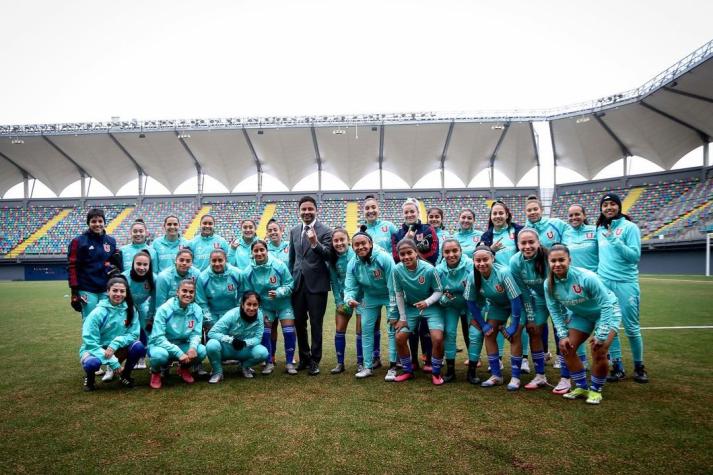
xmin=103 ymin=244 xmax=111 ymax=253
xmin=227 ymin=284 xmax=235 ymax=292
xmin=418 ymin=276 xmax=426 ymax=285
xmin=473 ymin=236 xmax=478 ymax=242
xmin=269 ymin=275 xmax=277 ymax=284
xmin=416 ymin=233 xmax=424 ymax=241
xmin=546 ymin=231 xmax=554 ymax=239
xmin=188 ymin=320 xmax=195 ymax=329
xmin=373 ymin=269 xmax=382 ymax=279
xmin=586 ymin=233 xmax=594 ymax=239
xmin=615 ymin=228 xmax=623 ymax=236
xmin=509 ymin=233 xmax=514 ymax=239
xmin=573 ymin=284 xmax=582 ymax=294
xmin=284 ymin=247 xmax=289 ymax=253
xmin=495 ymin=284 xmax=505 ymax=293
xmin=214 ymin=242 xmax=221 ymax=248
xmin=381 ymin=225 xmax=388 ymax=232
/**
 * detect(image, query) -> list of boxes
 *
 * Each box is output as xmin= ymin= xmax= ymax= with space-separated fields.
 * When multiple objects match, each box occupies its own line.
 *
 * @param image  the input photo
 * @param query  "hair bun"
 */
xmin=359 ymin=224 xmax=367 ymax=233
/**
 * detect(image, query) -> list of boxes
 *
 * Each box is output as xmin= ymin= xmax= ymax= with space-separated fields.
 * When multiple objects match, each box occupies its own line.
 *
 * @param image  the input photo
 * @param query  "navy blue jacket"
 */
xmin=391 ymin=221 xmax=439 ymax=265
xmin=67 ymin=230 xmax=119 ymax=293
xmin=479 ymin=222 xmax=524 ymax=248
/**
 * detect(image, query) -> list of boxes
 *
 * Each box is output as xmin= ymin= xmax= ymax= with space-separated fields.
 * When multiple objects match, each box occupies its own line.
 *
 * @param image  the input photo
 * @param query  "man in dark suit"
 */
xmin=288 ymin=196 xmax=333 ymax=375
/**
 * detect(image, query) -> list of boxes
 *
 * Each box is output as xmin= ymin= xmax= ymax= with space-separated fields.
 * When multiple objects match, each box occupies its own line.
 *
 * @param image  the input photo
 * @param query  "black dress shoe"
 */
xmin=308 ymin=362 xmax=320 ymax=376
xmin=296 ymin=360 xmax=309 ymax=371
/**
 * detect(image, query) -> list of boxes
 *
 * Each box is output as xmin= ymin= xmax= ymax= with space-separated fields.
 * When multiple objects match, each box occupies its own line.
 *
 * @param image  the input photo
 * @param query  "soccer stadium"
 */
xmin=1 ymin=3 xmax=712 ymax=474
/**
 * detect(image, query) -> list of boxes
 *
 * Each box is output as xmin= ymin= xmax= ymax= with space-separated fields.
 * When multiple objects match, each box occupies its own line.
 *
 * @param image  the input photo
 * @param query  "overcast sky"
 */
xmin=2 ymin=1 xmax=712 ymax=197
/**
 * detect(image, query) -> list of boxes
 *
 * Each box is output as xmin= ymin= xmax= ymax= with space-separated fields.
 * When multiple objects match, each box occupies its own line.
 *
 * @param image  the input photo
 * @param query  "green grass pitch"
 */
xmin=1 ymin=276 xmax=712 ymax=474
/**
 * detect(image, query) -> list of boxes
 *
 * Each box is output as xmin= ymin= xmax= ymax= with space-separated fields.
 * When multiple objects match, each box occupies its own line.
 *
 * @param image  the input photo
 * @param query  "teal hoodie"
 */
xmin=596 ymin=216 xmax=641 ymax=282
xmin=343 ymin=247 xmax=395 ymax=310
xmin=454 ymin=228 xmax=483 ymax=259
xmin=195 ymin=264 xmax=246 ymax=323
xmin=207 ymin=307 xmax=265 ymax=347
xmin=436 ymin=255 xmax=473 ymax=308
xmin=391 ymin=259 xmax=443 ymax=319
xmin=229 ymin=235 xmax=258 ymax=270
xmin=364 ymin=219 xmax=398 ymax=253
xmin=120 ymin=243 xmax=157 ymax=272
xmin=563 ymin=223 xmax=598 ymax=272
xmin=155 ymin=265 xmax=202 ymax=308
xmin=79 ymin=299 xmax=139 ymax=369
xmin=188 ymin=233 xmax=230 ymax=271
xmin=464 ymin=262 xmax=521 ymax=310
xmin=526 ymin=216 xmax=567 ymax=250
xmin=267 ymin=240 xmax=290 ymax=265
xmin=152 ymin=235 xmax=190 ymax=273
xmin=330 ymin=247 xmax=356 ymax=307
xmin=243 ymin=256 xmax=294 ymax=313
xmin=149 ymin=297 xmax=203 ymax=359
xmin=122 ymin=269 xmax=156 ymax=318
xmin=509 ymin=251 xmax=548 ymax=322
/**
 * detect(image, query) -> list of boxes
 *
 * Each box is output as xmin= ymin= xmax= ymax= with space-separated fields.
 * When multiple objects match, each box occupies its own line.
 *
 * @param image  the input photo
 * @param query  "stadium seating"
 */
xmin=0 ymin=206 xmax=63 ymax=255
xmin=206 ymin=200 xmax=263 ymax=242
xmin=110 ymin=202 xmax=199 ymax=247
xmin=550 ymin=185 xmax=629 ymax=222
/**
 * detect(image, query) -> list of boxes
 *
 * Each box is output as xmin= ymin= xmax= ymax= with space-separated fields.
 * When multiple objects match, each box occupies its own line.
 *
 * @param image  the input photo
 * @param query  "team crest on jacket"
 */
xmin=214 ymin=242 xmax=221 ymax=249
xmin=381 ymin=225 xmax=388 ymax=232
xmin=509 ymin=233 xmax=515 ymax=239
xmin=418 ymin=275 xmax=426 ymax=285
xmin=269 ymin=275 xmax=277 ymax=284
xmin=615 ymin=228 xmax=623 ymax=236
xmin=373 ymin=269 xmax=382 ymax=279
xmin=473 ymin=236 xmax=478 ymax=242
xmin=227 ymin=284 xmax=235 ymax=292
xmin=188 ymin=320 xmax=195 ymax=329
xmin=546 ymin=231 xmax=554 ymax=239
xmin=495 ymin=284 xmax=505 ymax=293
xmin=103 ymin=243 xmax=111 ymax=252
xmin=283 ymin=247 xmax=289 ymax=253
xmin=586 ymin=233 xmax=594 ymax=239
xmin=573 ymin=284 xmax=582 ymax=294
xmin=416 ymin=233 xmax=424 ymax=241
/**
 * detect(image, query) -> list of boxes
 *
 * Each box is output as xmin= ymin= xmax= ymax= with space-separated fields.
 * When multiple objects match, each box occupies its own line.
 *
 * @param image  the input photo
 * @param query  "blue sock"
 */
xmin=532 ymin=351 xmax=545 ymax=375
xmin=335 ymin=331 xmax=346 ymax=364
xmin=356 ymin=333 xmax=364 ymax=366
xmin=373 ymin=330 xmax=381 ymax=360
xmin=559 ymin=355 xmax=571 ymax=378
xmin=282 ymin=326 xmax=296 ymax=365
xmin=590 ymin=374 xmax=606 ymax=392
xmin=400 ymin=355 xmax=413 ymax=374
xmin=431 ymin=356 xmax=443 ymax=376
xmin=510 ymin=356 xmax=522 ymax=379
xmin=261 ymin=328 xmax=272 ymax=363
xmin=488 ymin=353 xmax=502 ymax=378
xmin=123 ymin=341 xmax=146 ymax=378
xmin=571 ymin=369 xmax=588 ymax=390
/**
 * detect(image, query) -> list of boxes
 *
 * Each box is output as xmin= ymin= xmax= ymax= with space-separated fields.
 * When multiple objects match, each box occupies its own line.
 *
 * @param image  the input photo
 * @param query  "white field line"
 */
xmin=639 ymin=325 xmax=713 ymax=330
xmin=639 ymin=277 xmax=713 ymax=284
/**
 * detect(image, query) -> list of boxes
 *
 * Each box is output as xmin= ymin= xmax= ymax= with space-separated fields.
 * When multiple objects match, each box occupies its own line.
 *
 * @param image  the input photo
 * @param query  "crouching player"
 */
xmin=544 ymin=244 xmax=621 ymax=405
xmin=206 ymin=291 xmax=269 ymax=383
xmin=148 ymin=279 xmax=206 ymax=389
xmin=79 ymin=277 xmax=146 ymax=391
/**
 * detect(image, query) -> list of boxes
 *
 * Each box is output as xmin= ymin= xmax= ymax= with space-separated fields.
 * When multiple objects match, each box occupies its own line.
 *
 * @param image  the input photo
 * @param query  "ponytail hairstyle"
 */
xmin=352 ymin=224 xmax=374 ymax=263
xmin=163 ymin=214 xmax=180 ymax=225
xmin=472 ymin=244 xmax=495 ymax=293
xmin=569 ymin=204 xmax=589 ymax=225
xmin=547 ymin=243 xmax=570 ymax=296
xmin=250 ymin=239 xmax=269 ymax=262
xmin=329 ymin=228 xmax=351 ymax=266
xmin=427 ymin=207 xmax=445 ymax=230
xmin=458 ymin=208 xmax=476 ymax=227
xmin=487 ymin=199 xmax=513 ymax=231
xmin=518 ymin=228 xmax=546 ymax=278
xmin=107 ymin=276 xmax=135 ymax=328
xmin=526 ymin=194 xmax=542 ymax=208
xmin=130 ymin=250 xmax=155 ymax=291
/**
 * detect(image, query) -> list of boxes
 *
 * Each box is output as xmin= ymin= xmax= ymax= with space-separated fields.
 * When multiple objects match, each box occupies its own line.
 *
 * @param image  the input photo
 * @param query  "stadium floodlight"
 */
xmin=177 ymin=132 xmax=190 ymax=139
xmin=576 ymin=117 xmax=590 ymax=124
xmin=11 ymin=137 xmax=24 ymax=144
xmin=332 ymin=129 xmax=346 ymax=135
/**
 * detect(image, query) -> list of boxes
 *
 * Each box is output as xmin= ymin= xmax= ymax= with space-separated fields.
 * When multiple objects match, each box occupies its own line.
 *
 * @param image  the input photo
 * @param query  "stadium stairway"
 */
xmin=256 ymin=203 xmax=277 ymax=239
xmin=418 ymin=201 xmax=428 ymax=222
xmin=184 ymin=205 xmax=212 ymax=240
xmin=105 ymin=207 xmax=135 ymax=234
xmin=5 ymin=208 xmax=73 ymax=259
xmin=621 ymin=187 xmax=645 ymax=214
xmin=345 ymin=202 xmax=359 ymax=236
xmin=643 ymin=199 xmax=713 ymax=241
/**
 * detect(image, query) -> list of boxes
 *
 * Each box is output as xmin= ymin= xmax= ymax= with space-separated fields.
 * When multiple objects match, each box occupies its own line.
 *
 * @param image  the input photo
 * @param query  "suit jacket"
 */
xmin=288 ymin=220 xmax=333 ymax=294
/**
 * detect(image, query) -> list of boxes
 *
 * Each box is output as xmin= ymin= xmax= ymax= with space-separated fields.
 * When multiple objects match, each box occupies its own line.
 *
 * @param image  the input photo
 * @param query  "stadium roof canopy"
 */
xmin=0 ymin=40 xmax=711 ymax=196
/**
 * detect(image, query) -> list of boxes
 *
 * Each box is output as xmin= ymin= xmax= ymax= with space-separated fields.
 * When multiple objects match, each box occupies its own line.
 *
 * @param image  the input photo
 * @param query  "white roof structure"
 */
xmin=1 ymin=40 xmax=711 ymax=197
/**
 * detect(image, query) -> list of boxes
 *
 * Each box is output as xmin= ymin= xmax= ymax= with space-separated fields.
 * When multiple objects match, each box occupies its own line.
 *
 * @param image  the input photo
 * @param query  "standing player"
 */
xmin=454 ymin=208 xmax=483 ymax=259
xmin=229 ymin=219 xmax=258 ymax=270
xmin=152 ymin=215 xmax=189 ymax=273
xmin=68 ymin=208 xmax=121 ymax=321
xmin=328 ymin=229 xmax=360 ymax=374
xmin=563 ymin=204 xmax=598 ymax=272
xmin=188 ymin=214 xmax=230 ymax=271
xmin=524 ymin=195 xmax=567 ymax=250
xmin=545 ymin=244 xmax=621 ymax=404
xmin=596 ymin=193 xmax=647 ymax=383
xmin=266 ymin=219 xmax=290 ymax=265
xmin=427 ymin=206 xmax=450 ymax=260
xmin=363 ymin=195 xmax=398 ymax=252
xmin=79 ymin=277 xmax=146 ymax=391
xmin=119 ymin=219 xmax=156 ymax=271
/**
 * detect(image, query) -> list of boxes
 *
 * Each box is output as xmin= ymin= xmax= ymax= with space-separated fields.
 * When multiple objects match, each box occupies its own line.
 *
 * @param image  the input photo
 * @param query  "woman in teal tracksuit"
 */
xmin=119 ymin=219 xmax=157 ymax=271
xmin=195 ymin=249 xmax=246 ymax=333
xmin=545 ymin=244 xmax=622 ymax=405
xmin=152 ymin=215 xmax=189 ymax=273
xmin=79 ymin=277 xmax=146 ymax=391
xmin=563 ymin=204 xmax=598 ymax=272
xmin=229 ymin=219 xmax=258 ymax=270
xmin=188 ymin=214 xmax=230 ymax=271
xmin=122 ymin=250 xmax=156 ymax=370
xmin=596 ymin=193 xmax=647 ymax=383
xmin=344 ymin=226 xmax=397 ymax=380
xmin=266 ymin=219 xmax=290 ymax=266
xmin=391 ymin=239 xmax=446 ymax=385
xmin=363 ymin=194 xmax=398 ymax=253
xmin=466 ymin=245 xmax=524 ymax=390
xmin=155 ymin=248 xmax=201 ymax=308
xmin=243 ymin=240 xmax=296 ymax=375
xmin=206 ymin=291 xmax=269 ymax=383
xmin=453 ymin=208 xmax=483 ymax=259
xmin=148 ymin=279 xmax=206 ymax=389
xmin=436 ymin=238 xmax=474 ymax=383
xmin=427 ymin=207 xmax=451 ymax=260
xmin=328 ymin=229 xmax=360 ymax=375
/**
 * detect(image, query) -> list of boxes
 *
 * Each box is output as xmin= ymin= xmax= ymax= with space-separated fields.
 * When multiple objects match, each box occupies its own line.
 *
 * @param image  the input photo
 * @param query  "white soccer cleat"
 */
xmin=262 ymin=363 xmax=274 ymax=375
xmin=355 ymin=368 xmax=373 ymax=379
xmin=552 ymin=377 xmax=572 ymax=395
xmin=242 ymin=367 xmax=254 ymax=379
xmin=208 ymin=373 xmax=224 ymax=384
xmin=384 ymin=368 xmax=398 ymax=382
xmin=481 ymin=375 xmax=503 ymax=387
xmin=135 ymin=358 xmax=147 ymax=370
xmin=520 ymin=359 xmax=531 ymax=374
xmin=524 ymin=373 xmax=548 ymax=390
xmin=507 ymin=377 xmax=521 ymax=391
xmin=101 ymin=367 xmax=114 ymax=382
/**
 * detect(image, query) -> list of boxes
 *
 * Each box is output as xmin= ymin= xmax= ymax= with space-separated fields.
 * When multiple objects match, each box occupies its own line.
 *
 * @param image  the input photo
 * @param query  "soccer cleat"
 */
xmin=586 ymin=390 xmax=603 ymax=405
xmin=524 ymin=374 xmax=548 ymax=390
xmin=545 ymin=351 xmax=552 ymax=363
xmin=443 ymin=363 xmax=456 ymax=383
xmin=262 ymin=363 xmax=274 ymax=375
xmin=195 ymin=364 xmax=209 ymax=377
xmin=355 ymin=368 xmax=373 ymax=379
xmin=467 ymin=362 xmax=481 ymax=385
xmin=507 ymin=377 xmax=521 ymax=391
xmin=607 ymin=368 xmax=626 ymax=383
xmin=394 ymin=371 xmax=414 ymax=382
xmin=553 ymin=358 xmax=561 ymax=370
xmin=208 ymin=373 xmax=224 ymax=384
xmin=552 ymin=378 xmax=572 ymax=395
xmin=481 ymin=376 xmax=503 ymax=388
xmin=285 ymin=363 xmax=298 ymax=375
xmin=150 ymin=372 xmax=162 ymax=389
xmin=384 ymin=368 xmax=398 ymax=382
xmin=633 ymin=366 xmax=649 ymax=384
xmin=241 ymin=367 xmax=254 ymax=379
xmin=101 ymin=367 xmax=115 ymax=382
xmin=83 ymin=376 xmax=96 ymax=392
xmin=432 ymin=374 xmax=445 ymax=386
xmin=356 ymin=364 xmax=364 ymax=373
xmin=563 ymin=387 xmax=589 ymax=400
xmin=330 ymin=363 xmax=345 ymax=375
xmin=135 ymin=358 xmax=147 ymax=370
xmin=372 ymin=358 xmax=383 ymax=370
xmin=421 ymin=364 xmax=433 ymax=374
xmin=95 ymin=367 xmax=105 ymax=376
xmin=308 ymin=362 xmax=320 ymax=376
xmin=177 ymin=366 xmax=195 ymax=384
xmin=118 ymin=376 xmax=135 ymax=388
xmin=520 ymin=359 xmax=531 ymax=374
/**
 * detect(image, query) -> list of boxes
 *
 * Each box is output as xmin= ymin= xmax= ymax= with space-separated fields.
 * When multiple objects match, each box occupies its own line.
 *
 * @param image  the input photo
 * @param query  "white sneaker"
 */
xmin=524 ymin=373 xmax=548 ymax=390
xmin=241 ymin=367 xmax=254 ymax=379
xmin=384 ymin=368 xmax=398 ymax=382
xmin=553 ymin=358 xmax=562 ymax=369
xmin=507 ymin=377 xmax=521 ymax=391
xmin=95 ymin=366 xmax=105 ymax=376
xmin=208 ymin=373 xmax=223 ymax=384
xmin=545 ymin=351 xmax=553 ymax=362
xmin=552 ymin=377 xmax=572 ymax=395
xmin=262 ymin=363 xmax=274 ymax=375
xmin=520 ymin=359 xmax=530 ymax=374
xmin=481 ymin=375 xmax=503 ymax=387
xmin=356 ymin=364 xmax=364 ymax=373
xmin=101 ymin=367 xmax=115 ymax=382
xmin=355 ymin=368 xmax=373 ymax=379
xmin=285 ymin=363 xmax=297 ymax=375
xmin=195 ymin=363 xmax=209 ymax=377
xmin=135 ymin=358 xmax=146 ymax=370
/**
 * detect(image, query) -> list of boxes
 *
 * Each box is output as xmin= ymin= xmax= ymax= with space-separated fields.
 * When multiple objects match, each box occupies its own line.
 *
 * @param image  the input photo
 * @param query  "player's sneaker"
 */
xmin=394 ymin=371 xmax=414 ymax=382
xmin=507 ymin=377 xmax=521 ymax=391
xmin=520 ymin=359 xmax=531 ymax=374
xmin=150 ymin=372 xmax=162 ymax=389
xmin=431 ymin=374 xmax=445 ymax=386
xmin=135 ymin=358 xmax=147 ymax=370
xmin=384 ymin=368 xmax=398 ymax=382
xmin=586 ymin=390 xmax=603 ymax=405
xmin=545 ymin=351 xmax=552 ymax=363
xmin=118 ymin=376 xmax=135 ymax=388
xmin=633 ymin=365 xmax=649 ymax=384
xmin=195 ymin=364 xmax=209 ymax=377
xmin=208 ymin=373 xmax=224 ymax=384
xmin=177 ymin=366 xmax=195 ymax=384
xmin=553 ymin=358 xmax=561 ymax=369
xmin=95 ymin=367 xmax=105 ymax=376
xmin=552 ymin=378 xmax=571 ymax=395
xmin=285 ymin=363 xmax=298 ymax=375
xmin=524 ymin=374 xmax=548 ymax=390
xmin=330 ymin=363 xmax=345 ymax=374
xmin=355 ymin=368 xmax=373 ymax=379
xmin=101 ymin=367 xmax=114 ymax=382
xmin=607 ymin=368 xmax=626 ymax=382
xmin=242 ymin=367 xmax=254 ymax=379
xmin=83 ymin=376 xmax=96 ymax=392
xmin=262 ymin=363 xmax=274 ymax=375
xmin=481 ymin=376 xmax=503 ymax=387
xmin=563 ymin=387 xmax=589 ymax=400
